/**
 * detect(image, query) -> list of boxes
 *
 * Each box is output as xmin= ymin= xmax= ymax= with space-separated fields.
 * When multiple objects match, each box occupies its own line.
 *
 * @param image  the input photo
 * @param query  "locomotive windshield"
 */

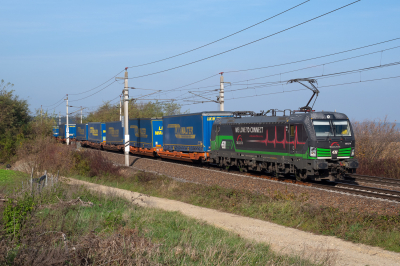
xmin=312 ymin=120 xmax=352 ymax=137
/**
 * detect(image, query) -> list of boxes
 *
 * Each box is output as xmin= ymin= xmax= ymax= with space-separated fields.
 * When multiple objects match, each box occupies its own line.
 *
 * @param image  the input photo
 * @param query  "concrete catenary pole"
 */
xmin=119 ymin=94 xmax=122 ymax=121
xmin=58 ymin=112 xmax=61 ymax=126
xmin=40 ymin=105 xmax=43 ymax=123
xmin=123 ymin=69 xmax=129 ymax=166
xmin=66 ymin=94 xmax=69 ymax=145
xmin=80 ymin=106 xmax=83 ymax=123
xmin=219 ymin=72 xmax=225 ymax=111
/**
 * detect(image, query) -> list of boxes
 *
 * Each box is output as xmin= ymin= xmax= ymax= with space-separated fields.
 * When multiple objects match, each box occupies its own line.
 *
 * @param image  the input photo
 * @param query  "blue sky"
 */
xmin=1 ymin=0 xmax=400 ymax=122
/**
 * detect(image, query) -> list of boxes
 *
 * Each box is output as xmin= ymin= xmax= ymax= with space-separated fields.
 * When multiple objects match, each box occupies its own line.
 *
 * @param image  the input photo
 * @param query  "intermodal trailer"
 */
xmin=105 ymin=121 xmax=124 ymax=145
xmin=139 ymin=118 xmax=163 ymax=149
xmin=128 ymin=119 xmax=140 ymax=147
xmin=52 ymin=126 xmax=59 ymax=138
xmin=88 ymin=122 xmax=106 ymax=143
xmin=76 ymin=123 xmax=88 ymax=141
xmin=59 ymin=124 xmax=76 ymax=139
xmin=162 ymin=112 xmax=233 ymax=153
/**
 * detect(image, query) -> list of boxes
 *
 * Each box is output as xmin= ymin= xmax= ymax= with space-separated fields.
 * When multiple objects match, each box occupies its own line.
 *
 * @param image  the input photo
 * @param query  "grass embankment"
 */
xmin=74 ymin=171 xmax=400 ymax=253
xmin=0 ymin=169 xmax=29 ymax=194
xmin=0 ymin=170 xmax=318 ymax=265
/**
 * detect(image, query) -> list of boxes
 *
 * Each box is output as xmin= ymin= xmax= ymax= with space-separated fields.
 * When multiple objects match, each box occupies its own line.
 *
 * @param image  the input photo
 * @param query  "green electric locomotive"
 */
xmin=209 ymin=110 xmax=358 ymax=181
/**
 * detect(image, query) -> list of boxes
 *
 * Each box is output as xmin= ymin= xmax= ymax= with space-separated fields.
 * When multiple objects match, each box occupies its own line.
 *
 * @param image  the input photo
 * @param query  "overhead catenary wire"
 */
xmin=42 ymin=95 xmax=65 ymax=108
xmin=69 ymin=81 xmax=118 ymax=102
xmin=157 ymin=59 xmax=400 ymax=103
xmin=174 ymin=75 xmax=400 ymax=107
xmin=68 ymin=70 xmax=124 ymax=96
xmin=228 ymin=45 xmax=400 ymax=85
xmin=128 ymin=0 xmax=311 ymax=68
xmin=206 ymin=61 xmax=400 ymax=94
xmin=224 ymin=75 xmax=400 ymax=101
xmin=128 ymin=0 xmax=362 ymax=80
xmin=224 ymin=37 xmax=400 ymax=73
xmin=156 ymin=37 xmax=400 ymax=99
xmin=157 ymin=61 xmax=400 ymax=104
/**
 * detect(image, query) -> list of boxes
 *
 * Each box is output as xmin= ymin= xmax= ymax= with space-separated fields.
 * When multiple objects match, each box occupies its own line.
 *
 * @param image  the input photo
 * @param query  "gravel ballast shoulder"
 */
xmin=100 ymin=151 xmax=400 ymax=215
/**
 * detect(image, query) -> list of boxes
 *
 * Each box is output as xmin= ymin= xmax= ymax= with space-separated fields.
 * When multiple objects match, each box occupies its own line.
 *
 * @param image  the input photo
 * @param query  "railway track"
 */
xmin=311 ymin=181 xmax=400 ymax=202
xmin=84 ymin=146 xmax=400 ymax=203
xmin=345 ymin=174 xmax=400 ymax=188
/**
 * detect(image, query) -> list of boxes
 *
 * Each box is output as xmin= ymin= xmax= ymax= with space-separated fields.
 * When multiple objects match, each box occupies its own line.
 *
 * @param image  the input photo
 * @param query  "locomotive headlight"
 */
xmin=310 ymin=147 xmax=317 ymax=157
xmin=351 ymin=148 xmax=355 ymax=157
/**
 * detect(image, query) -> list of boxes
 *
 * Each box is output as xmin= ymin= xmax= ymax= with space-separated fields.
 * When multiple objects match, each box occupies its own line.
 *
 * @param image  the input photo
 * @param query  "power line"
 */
xmin=167 ymin=44 xmax=400 ymax=99
xmin=175 ymin=74 xmax=400 ymax=106
xmin=228 ymin=45 xmax=400 ymax=85
xmin=224 ymin=75 xmax=400 ymax=101
xmin=222 ymin=61 xmax=400 ymax=94
xmin=68 ymin=70 xmax=124 ymax=96
xmin=165 ymin=61 xmax=400 ymax=104
xmin=42 ymin=95 xmax=65 ymax=108
xmin=128 ymin=0 xmax=311 ymax=68
xmin=69 ymin=81 xmax=118 ymax=102
xmin=224 ymin=37 xmax=400 ymax=73
xmin=129 ymin=0 xmax=361 ymax=79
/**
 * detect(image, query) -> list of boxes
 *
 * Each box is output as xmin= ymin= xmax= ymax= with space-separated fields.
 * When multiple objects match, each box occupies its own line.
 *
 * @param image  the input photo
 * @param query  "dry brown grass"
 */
xmin=353 ymin=117 xmax=400 ymax=178
xmin=14 ymin=136 xmax=119 ymax=179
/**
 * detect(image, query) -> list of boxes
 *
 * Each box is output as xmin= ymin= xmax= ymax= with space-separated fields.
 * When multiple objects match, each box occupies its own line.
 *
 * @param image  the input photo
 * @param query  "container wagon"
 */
xmin=58 ymin=124 xmax=76 ymax=140
xmin=160 ymin=111 xmax=233 ymax=161
xmin=88 ymin=122 xmax=106 ymax=143
xmin=76 ymin=123 xmax=88 ymax=141
xmin=52 ymin=126 xmax=59 ymax=138
xmin=105 ymin=121 xmax=124 ymax=151
xmin=129 ymin=118 xmax=163 ymax=157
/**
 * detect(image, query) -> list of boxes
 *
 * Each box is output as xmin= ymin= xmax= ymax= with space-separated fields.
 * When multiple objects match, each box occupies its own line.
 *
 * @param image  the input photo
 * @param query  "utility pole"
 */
xmin=66 ymin=94 xmax=69 ymax=145
xmin=116 ymin=68 xmax=129 ymax=166
xmin=80 ymin=106 xmax=83 ymax=124
xmin=119 ymin=94 xmax=122 ymax=121
xmin=40 ymin=105 xmax=43 ymax=124
xmin=219 ymin=72 xmax=230 ymax=111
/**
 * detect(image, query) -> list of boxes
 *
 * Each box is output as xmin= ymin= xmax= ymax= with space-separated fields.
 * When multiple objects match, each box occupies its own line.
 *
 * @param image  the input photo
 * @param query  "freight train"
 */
xmin=54 ymin=110 xmax=358 ymax=181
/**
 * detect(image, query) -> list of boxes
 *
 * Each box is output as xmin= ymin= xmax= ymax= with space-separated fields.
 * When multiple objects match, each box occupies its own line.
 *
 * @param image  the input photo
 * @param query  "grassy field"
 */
xmin=73 ymin=171 xmax=400 ymax=253
xmin=0 ymin=170 xmax=322 ymax=265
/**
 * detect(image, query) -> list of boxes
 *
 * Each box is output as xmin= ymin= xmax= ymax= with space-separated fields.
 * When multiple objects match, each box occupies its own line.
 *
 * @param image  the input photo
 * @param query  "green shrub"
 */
xmin=2 ymin=193 xmax=36 ymax=241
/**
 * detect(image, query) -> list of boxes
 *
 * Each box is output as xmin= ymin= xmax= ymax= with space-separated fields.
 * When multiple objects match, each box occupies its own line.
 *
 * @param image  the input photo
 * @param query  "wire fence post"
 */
xmin=30 ymin=168 xmax=33 ymax=195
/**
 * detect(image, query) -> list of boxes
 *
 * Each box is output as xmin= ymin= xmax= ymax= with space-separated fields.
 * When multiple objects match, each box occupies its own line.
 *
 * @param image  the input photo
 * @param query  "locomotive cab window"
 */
xmin=312 ymin=120 xmax=352 ymax=137
xmin=332 ymin=120 xmax=352 ymax=136
xmin=312 ymin=120 xmax=333 ymax=137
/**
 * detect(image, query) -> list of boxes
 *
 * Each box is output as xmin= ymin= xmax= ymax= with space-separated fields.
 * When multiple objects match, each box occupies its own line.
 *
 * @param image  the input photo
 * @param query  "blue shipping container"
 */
xmin=129 ymin=118 xmax=163 ymax=148
xmin=76 ymin=124 xmax=87 ymax=141
xmin=88 ymin=122 xmax=106 ymax=143
xmin=152 ymin=120 xmax=163 ymax=147
xmin=59 ymin=124 xmax=76 ymax=139
xmin=163 ymin=112 xmax=232 ymax=152
xmin=52 ymin=126 xmax=59 ymax=138
xmin=106 ymin=121 xmax=124 ymax=145
xmin=138 ymin=118 xmax=163 ymax=149
xmin=129 ymin=119 xmax=140 ymax=147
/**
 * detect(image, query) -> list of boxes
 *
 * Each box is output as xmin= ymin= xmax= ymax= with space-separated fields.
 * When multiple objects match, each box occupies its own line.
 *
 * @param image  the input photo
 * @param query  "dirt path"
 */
xmin=65 ymin=178 xmax=400 ymax=266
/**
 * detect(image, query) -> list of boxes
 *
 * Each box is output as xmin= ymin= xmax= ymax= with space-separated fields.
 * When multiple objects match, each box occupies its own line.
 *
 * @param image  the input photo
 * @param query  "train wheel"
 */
xmin=295 ymin=169 xmax=307 ymax=181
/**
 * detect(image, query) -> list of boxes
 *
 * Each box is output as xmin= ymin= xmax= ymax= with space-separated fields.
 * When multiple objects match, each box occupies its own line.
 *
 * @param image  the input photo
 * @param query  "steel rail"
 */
xmin=346 ymin=174 xmax=400 ymax=187
xmin=310 ymin=182 xmax=400 ymax=202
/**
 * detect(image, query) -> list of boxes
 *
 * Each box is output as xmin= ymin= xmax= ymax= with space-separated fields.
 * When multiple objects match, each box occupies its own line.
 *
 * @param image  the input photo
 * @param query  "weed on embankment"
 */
xmin=0 ymin=170 xmax=321 ymax=266
xmin=76 ymin=171 xmax=400 ymax=253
